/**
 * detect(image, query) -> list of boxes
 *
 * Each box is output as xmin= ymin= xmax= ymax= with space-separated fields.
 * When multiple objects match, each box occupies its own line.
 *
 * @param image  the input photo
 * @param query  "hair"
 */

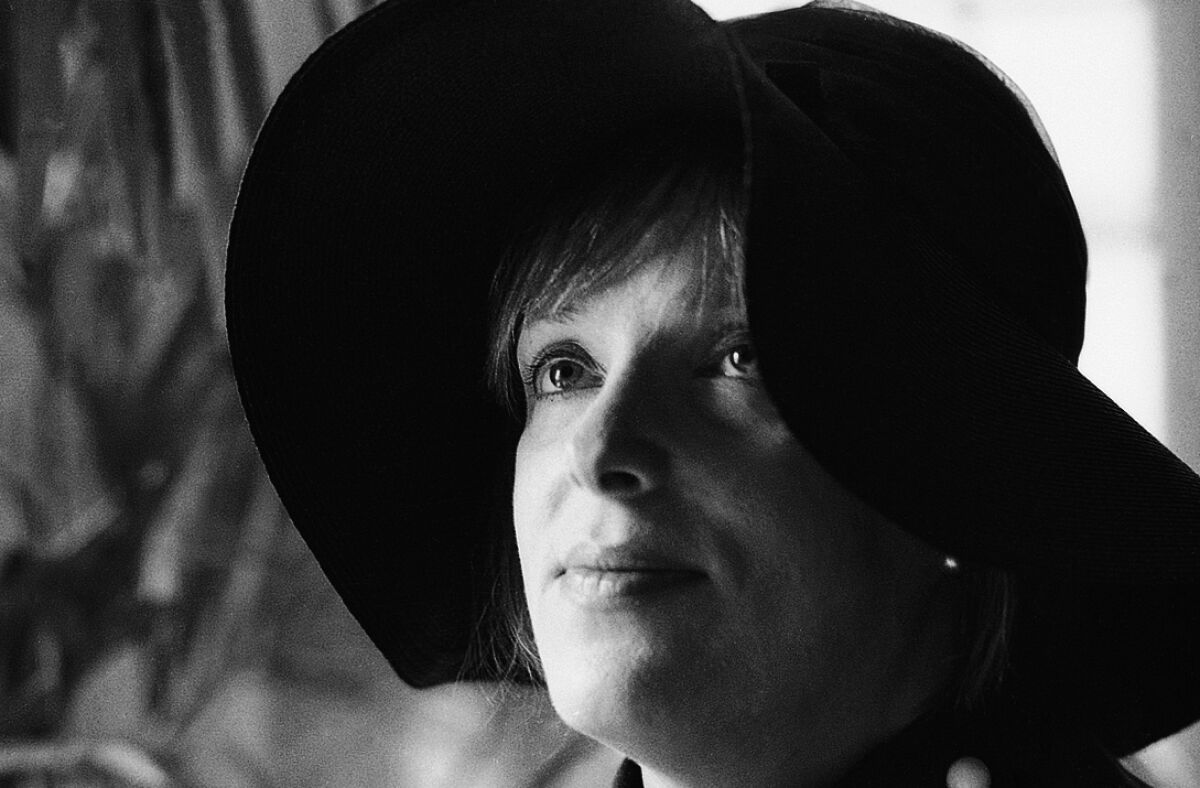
xmin=486 ymin=135 xmax=746 ymax=419
xmin=958 ymin=567 xmax=1017 ymax=711
xmin=474 ymin=138 xmax=1017 ymax=712
xmin=467 ymin=137 xmax=746 ymax=688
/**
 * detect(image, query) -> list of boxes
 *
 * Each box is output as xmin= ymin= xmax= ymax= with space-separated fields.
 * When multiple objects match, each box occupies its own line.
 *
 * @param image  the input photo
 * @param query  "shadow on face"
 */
xmin=510 ymin=245 xmax=964 ymax=786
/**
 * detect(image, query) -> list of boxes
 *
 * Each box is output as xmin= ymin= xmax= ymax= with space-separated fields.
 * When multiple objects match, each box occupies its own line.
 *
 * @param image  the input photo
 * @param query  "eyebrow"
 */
xmin=533 ymin=301 xmax=582 ymax=324
xmin=518 ymin=294 xmax=586 ymax=332
xmin=706 ymin=317 xmax=752 ymax=344
xmin=521 ymin=310 xmax=751 ymax=346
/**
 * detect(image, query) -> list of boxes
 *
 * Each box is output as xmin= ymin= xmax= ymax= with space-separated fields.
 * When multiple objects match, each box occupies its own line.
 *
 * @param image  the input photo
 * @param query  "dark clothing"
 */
xmin=609 ymin=698 xmax=1151 ymax=787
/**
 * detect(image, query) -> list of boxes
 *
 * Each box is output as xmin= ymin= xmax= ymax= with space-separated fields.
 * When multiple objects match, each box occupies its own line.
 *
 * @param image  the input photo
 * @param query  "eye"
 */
xmin=718 ymin=343 xmax=758 ymax=379
xmin=522 ymin=342 xmax=602 ymax=399
xmin=538 ymin=358 xmax=587 ymax=394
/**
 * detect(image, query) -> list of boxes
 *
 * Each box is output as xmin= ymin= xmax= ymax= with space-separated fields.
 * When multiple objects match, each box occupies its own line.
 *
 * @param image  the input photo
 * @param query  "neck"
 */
xmin=631 ymin=579 xmax=963 ymax=787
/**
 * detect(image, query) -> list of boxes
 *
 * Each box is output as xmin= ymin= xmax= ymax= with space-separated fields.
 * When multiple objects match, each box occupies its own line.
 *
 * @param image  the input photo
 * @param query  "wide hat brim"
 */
xmin=226 ymin=0 xmax=1200 ymax=753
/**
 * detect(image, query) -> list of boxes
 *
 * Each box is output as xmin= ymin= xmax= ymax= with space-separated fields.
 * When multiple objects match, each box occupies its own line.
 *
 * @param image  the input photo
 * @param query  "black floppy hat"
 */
xmin=225 ymin=0 xmax=1200 ymax=755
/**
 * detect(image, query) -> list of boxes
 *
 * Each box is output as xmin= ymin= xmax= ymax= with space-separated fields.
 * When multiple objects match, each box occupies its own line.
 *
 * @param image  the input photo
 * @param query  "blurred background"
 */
xmin=0 ymin=0 xmax=1196 ymax=785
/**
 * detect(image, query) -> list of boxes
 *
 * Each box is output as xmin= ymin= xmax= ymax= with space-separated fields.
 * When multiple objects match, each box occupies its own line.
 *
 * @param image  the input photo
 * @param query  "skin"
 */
xmin=512 ymin=246 xmax=962 ymax=787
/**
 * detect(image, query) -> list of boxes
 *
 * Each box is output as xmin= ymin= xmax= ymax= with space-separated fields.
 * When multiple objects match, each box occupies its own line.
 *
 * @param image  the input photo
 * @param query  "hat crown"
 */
xmin=732 ymin=4 xmax=1088 ymax=364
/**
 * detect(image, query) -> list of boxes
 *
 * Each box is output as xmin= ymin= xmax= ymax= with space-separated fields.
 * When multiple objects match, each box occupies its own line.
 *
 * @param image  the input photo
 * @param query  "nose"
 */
xmin=568 ymin=375 xmax=669 ymax=499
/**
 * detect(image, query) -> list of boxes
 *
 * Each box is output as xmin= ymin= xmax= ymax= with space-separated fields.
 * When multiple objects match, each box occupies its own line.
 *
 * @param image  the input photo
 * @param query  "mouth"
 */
xmin=561 ymin=567 xmax=706 ymax=602
xmin=556 ymin=546 xmax=706 ymax=606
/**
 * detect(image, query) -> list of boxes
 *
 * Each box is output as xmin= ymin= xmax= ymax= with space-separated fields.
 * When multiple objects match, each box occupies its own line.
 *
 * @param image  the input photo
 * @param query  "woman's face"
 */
xmin=512 ymin=245 xmax=959 ymax=784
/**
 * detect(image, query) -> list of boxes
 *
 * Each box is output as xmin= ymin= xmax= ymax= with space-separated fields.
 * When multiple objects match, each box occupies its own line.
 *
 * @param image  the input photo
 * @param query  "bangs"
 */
xmin=487 ymin=146 xmax=747 ymax=417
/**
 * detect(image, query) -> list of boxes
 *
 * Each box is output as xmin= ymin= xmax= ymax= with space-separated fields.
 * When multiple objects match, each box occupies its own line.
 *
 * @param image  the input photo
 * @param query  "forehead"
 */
xmin=517 ymin=252 xmax=745 ymax=357
xmin=520 ymin=225 xmax=741 ymax=325
xmin=521 ymin=244 xmax=741 ymax=334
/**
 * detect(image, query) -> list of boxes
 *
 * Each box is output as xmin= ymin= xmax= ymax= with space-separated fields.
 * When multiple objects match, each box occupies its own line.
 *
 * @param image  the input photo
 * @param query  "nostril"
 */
xmin=569 ymin=427 xmax=668 ymax=498
xmin=598 ymin=469 xmax=643 ymax=496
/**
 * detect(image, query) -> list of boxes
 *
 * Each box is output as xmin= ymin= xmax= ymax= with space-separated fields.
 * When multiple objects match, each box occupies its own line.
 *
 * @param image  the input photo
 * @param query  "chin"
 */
xmin=538 ymin=620 xmax=716 ymax=755
xmin=544 ymin=664 xmax=636 ymax=741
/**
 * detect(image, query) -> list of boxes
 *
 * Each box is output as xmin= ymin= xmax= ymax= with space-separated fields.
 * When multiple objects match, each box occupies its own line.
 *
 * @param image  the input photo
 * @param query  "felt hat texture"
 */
xmin=225 ymin=0 xmax=1200 ymax=754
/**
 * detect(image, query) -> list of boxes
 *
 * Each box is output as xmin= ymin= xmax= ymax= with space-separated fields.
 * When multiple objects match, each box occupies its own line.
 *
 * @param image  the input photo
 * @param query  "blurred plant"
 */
xmin=0 ymin=0 xmax=303 ymax=784
xmin=0 ymin=2 xmax=617 ymax=786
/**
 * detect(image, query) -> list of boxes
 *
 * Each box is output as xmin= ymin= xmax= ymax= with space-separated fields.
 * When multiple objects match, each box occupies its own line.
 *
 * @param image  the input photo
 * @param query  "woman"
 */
xmin=492 ymin=153 xmax=983 ymax=785
xmin=225 ymin=0 xmax=1200 ymax=785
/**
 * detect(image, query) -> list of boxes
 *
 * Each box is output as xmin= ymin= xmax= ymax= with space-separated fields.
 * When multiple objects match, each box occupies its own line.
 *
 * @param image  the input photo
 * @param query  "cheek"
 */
xmin=511 ymin=436 xmax=541 ymax=571
xmin=747 ymin=454 xmax=945 ymax=662
xmin=712 ymin=443 xmax=899 ymax=632
xmin=511 ymin=431 xmax=566 ymax=605
xmin=511 ymin=437 xmax=535 ymax=538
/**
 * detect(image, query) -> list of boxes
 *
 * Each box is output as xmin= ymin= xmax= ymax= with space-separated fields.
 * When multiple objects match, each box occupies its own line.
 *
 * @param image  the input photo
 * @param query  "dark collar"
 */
xmin=610 ymin=697 xmax=1149 ymax=787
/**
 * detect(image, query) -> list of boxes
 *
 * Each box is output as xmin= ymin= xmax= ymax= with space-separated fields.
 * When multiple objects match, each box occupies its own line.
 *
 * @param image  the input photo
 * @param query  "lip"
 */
xmin=556 ymin=545 xmax=706 ymax=607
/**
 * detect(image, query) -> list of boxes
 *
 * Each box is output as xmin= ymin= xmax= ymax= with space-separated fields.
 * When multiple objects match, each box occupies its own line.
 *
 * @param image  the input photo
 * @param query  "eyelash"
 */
xmin=521 ymin=342 xmax=596 ymax=400
xmin=707 ymin=336 xmax=757 ymax=379
xmin=520 ymin=336 xmax=759 ymax=402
